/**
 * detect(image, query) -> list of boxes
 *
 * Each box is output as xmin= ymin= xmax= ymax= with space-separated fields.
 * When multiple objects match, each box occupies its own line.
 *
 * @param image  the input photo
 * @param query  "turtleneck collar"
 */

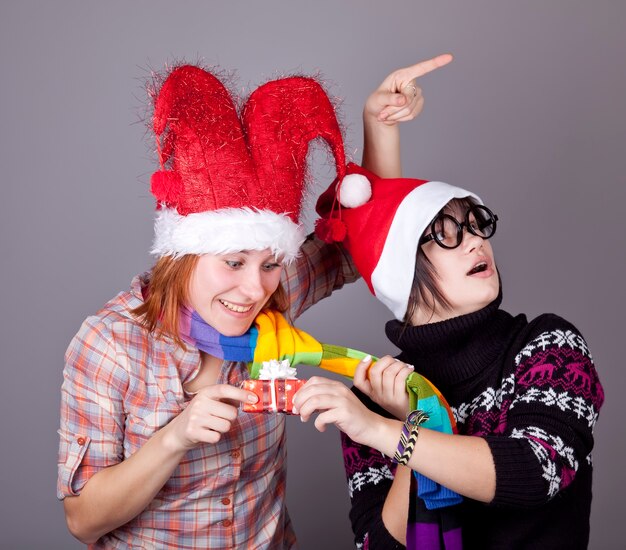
xmin=385 ymin=291 xmax=526 ymax=390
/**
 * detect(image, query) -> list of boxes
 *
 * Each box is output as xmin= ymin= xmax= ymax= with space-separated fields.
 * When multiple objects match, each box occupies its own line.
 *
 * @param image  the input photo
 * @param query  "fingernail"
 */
xmin=363 ymin=354 xmax=372 ymax=363
xmin=407 ymin=364 xmax=415 ymax=370
xmin=292 ymin=406 xmax=298 ymax=415
xmin=248 ymin=393 xmax=258 ymax=402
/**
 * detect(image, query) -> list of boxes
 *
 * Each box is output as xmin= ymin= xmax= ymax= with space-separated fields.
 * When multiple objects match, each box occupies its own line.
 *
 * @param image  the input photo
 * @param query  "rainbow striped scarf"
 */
xmin=181 ymin=307 xmax=461 ymax=511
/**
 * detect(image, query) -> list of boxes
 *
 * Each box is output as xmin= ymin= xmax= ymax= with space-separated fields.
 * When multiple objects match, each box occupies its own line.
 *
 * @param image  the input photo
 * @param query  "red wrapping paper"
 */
xmin=241 ymin=379 xmax=306 ymax=414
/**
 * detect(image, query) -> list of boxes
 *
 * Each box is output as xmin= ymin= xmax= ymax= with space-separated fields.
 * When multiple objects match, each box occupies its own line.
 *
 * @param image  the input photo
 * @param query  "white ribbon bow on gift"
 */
xmin=258 ymin=359 xmax=298 ymax=412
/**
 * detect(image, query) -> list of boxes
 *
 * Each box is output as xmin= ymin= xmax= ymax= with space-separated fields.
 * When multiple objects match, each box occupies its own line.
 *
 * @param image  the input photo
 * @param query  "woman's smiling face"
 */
xmin=188 ymin=249 xmax=283 ymax=336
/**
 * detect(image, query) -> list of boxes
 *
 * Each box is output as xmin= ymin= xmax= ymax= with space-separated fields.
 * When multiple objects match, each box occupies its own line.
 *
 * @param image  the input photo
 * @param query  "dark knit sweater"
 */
xmin=341 ymin=295 xmax=604 ymax=549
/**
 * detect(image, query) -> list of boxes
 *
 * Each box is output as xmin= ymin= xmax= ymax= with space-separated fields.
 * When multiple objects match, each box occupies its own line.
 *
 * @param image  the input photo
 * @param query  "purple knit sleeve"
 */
xmin=486 ymin=324 xmax=604 ymax=507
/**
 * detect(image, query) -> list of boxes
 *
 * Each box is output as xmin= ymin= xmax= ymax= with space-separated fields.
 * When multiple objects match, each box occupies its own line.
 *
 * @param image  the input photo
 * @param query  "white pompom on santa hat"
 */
xmin=336 ymin=173 xmax=371 ymax=208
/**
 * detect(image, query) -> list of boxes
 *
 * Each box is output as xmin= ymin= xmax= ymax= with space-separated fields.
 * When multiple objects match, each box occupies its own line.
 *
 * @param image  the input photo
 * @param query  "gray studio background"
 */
xmin=1 ymin=2 xmax=624 ymax=549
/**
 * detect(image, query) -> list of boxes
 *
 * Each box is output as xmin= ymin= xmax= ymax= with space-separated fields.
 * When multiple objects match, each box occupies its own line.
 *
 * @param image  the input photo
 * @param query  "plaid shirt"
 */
xmin=58 ymin=236 xmax=358 ymax=549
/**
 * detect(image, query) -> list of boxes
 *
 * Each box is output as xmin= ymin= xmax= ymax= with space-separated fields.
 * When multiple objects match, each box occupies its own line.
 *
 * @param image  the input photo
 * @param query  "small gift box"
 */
xmin=241 ymin=359 xmax=306 ymax=414
xmin=241 ymin=378 xmax=306 ymax=414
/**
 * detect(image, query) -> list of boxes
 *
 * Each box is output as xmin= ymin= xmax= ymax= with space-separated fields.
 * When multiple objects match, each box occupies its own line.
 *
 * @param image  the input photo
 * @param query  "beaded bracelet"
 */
xmin=393 ymin=409 xmax=430 ymax=465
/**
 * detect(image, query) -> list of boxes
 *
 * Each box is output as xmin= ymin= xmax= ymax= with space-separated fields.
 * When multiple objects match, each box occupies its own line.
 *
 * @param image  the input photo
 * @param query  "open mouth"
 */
xmin=467 ymin=261 xmax=488 ymax=275
xmin=219 ymin=299 xmax=254 ymax=313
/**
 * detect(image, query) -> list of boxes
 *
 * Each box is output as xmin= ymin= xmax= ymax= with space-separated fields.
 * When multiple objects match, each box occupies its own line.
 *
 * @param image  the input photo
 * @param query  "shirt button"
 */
xmin=76 ymin=437 xmax=86 ymax=445
xmin=221 ymin=497 xmax=231 ymax=505
xmin=222 ymin=519 xmax=232 ymax=527
xmin=230 ymin=450 xmax=240 ymax=459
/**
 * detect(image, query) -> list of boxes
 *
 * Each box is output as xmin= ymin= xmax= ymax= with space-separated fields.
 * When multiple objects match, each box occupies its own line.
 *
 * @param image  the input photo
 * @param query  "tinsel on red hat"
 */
xmin=149 ymin=65 xmax=347 ymax=262
xmin=316 ymin=163 xmax=481 ymax=320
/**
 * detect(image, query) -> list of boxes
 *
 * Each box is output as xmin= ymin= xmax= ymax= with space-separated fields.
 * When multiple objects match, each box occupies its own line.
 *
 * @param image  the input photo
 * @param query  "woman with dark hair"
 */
xmin=294 ymin=60 xmax=604 ymax=549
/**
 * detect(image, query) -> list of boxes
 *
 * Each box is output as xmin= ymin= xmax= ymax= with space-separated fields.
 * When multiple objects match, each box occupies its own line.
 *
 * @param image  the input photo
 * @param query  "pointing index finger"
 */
xmin=406 ymin=53 xmax=453 ymax=80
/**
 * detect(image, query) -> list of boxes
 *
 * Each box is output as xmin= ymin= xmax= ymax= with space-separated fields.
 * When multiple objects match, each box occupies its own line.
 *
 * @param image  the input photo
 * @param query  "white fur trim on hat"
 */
xmin=370 ymin=181 xmax=481 ymax=320
xmin=151 ymin=207 xmax=305 ymax=262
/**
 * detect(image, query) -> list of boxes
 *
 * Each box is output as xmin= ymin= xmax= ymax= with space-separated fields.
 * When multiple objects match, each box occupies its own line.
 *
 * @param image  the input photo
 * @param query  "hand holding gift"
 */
xmin=241 ymin=360 xmax=306 ymax=414
xmin=241 ymin=309 xmax=462 ymax=509
xmin=241 ymin=310 xmax=456 ymax=431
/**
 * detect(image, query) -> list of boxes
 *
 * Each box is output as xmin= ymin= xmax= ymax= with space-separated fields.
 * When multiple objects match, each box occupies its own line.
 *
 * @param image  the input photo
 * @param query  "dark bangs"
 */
xmin=403 ymin=196 xmax=481 ymax=324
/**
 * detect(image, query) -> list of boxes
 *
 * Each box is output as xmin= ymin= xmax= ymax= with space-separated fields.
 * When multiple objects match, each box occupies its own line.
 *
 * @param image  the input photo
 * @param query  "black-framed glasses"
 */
xmin=419 ymin=205 xmax=498 ymax=249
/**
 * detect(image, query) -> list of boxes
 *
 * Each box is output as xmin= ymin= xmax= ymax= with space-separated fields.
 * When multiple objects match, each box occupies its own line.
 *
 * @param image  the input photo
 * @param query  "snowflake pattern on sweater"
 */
xmin=342 ymin=306 xmax=604 ymax=549
xmin=452 ymin=327 xmax=603 ymax=499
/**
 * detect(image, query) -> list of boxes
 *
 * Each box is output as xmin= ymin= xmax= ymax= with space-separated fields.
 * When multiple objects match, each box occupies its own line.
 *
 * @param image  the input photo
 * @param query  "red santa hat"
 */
xmin=315 ymin=163 xmax=481 ymax=320
xmin=149 ymin=65 xmax=347 ymax=262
